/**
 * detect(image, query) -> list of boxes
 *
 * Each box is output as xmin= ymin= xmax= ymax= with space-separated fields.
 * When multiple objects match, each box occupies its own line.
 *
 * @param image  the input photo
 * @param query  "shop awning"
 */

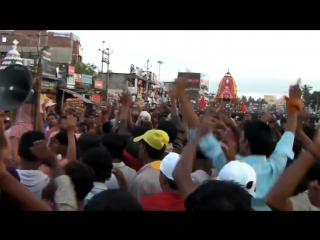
xmin=59 ymin=88 xmax=93 ymax=104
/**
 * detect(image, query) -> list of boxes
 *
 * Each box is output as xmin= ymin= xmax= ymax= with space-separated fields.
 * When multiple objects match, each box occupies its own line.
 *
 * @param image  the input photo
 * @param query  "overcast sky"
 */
xmin=51 ymin=30 xmax=320 ymax=99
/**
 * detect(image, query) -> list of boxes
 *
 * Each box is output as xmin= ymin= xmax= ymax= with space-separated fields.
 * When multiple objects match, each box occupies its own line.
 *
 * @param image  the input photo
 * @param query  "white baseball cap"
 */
xmin=151 ymin=152 xmax=180 ymax=180
xmin=139 ymin=111 xmax=151 ymax=122
xmin=216 ymin=160 xmax=257 ymax=197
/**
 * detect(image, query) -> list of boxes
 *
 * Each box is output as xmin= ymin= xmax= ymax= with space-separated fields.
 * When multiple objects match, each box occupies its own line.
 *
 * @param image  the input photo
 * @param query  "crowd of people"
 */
xmin=0 ymin=77 xmax=320 ymax=211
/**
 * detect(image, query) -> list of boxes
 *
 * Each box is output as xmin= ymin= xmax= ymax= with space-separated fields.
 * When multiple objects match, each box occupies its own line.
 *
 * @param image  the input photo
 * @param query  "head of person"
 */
xmin=125 ymin=126 xmax=152 ymax=159
xmin=280 ymin=117 xmax=287 ymax=128
xmin=185 ymin=180 xmax=252 ymax=211
xmin=82 ymin=147 xmax=113 ymax=182
xmin=18 ymin=131 xmax=45 ymax=162
xmin=303 ymin=124 xmax=317 ymax=141
xmin=77 ymin=132 xmax=101 ymax=159
xmin=54 ymin=130 xmax=77 ymax=156
xmin=193 ymin=150 xmax=212 ymax=172
xmin=245 ymin=113 xmax=252 ymax=120
xmin=58 ymin=116 xmax=67 ymax=131
xmin=216 ymin=160 xmax=257 ymax=198
xmin=137 ymin=111 xmax=151 ymax=125
xmin=84 ymin=189 xmax=143 ymax=211
xmin=140 ymin=121 xmax=153 ymax=128
xmin=239 ymin=120 xmax=275 ymax=157
xmin=102 ymin=121 xmax=113 ymax=134
xmin=102 ymin=133 xmax=126 ymax=160
xmin=158 ymin=113 xmax=168 ymax=124
xmin=46 ymin=113 xmax=58 ymax=128
xmin=77 ymin=122 xmax=89 ymax=134
xmin=151 ymin=152 xmax=180 ymax=191
xmin=86 ymin=110 xmax=97 ymax=125
xmin=133 ymin=129 xmax=169 ymax=162
xmin=156 ymin=120 xmax=178 ymax=143
xmin=64 ymin=162 xmax=95 ymax=202
xmin=45 ymin=102 xmax=56 ymax=113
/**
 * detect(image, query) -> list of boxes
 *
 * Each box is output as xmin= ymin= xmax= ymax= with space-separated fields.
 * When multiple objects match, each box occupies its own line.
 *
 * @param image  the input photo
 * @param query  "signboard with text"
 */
xmin=94 ymin=80 xmax=103 ymax=89
xmin=82 ymin=74 xmax=92 ymax=85
xmin=177 ymin=72 xmax=201 ymax=90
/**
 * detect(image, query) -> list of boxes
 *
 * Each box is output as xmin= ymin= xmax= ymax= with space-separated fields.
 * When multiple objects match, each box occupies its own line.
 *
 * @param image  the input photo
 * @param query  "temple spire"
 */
xmin=0 ymin=39 xmax=23 ymax=70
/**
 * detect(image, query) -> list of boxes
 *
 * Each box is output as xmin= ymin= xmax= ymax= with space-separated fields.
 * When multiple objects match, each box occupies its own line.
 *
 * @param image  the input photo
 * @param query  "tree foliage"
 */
xmin=75 ymin=62 xmax=97 ymax=76
xmin=240 ymin=95 xmax=267 ymax=106
xmin=300 ymin=84 xmax=320 ymax=111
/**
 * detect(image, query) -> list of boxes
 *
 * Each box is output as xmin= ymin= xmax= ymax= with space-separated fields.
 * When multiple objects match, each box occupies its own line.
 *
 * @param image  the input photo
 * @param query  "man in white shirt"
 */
xmin=102 ymin=133 xmax=136 ymax=189
xmin=82 ymin=147 xmax=113 ymax=204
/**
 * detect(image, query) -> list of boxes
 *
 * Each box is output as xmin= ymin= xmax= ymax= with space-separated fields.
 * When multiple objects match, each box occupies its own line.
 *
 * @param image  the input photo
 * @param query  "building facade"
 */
xmin=0 ymin=30 xmax=82 ymax=65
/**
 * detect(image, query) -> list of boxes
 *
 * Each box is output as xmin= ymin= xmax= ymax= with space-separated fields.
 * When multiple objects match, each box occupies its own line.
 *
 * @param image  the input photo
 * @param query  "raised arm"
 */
xmin=117 ymin=91 xmax=133 ymax=136
xmin=266 ymin=148 xmax=319 ymax=211
xmin=175 ymin=77 xmax=199 ymax=129
xmin=268 ymin=81 xmax=301 ymax=176
xmin=173 ymin=125 xmax=210 ymax=199
xmin=169 ymin=89 xmax=184 ymax=154
xmin=66 ymin=116 xmax=77 ymax=163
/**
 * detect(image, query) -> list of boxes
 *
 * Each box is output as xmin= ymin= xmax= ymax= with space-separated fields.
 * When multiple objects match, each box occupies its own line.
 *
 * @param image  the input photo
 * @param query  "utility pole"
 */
xmin=144 ymin=59 xmax=152 ymax=98
xmin=157 ymin=60 xmax=164 ymax=82
xmin=98 ymin=41 xmax=105 ymax=81
xmin=33 ymin=30 xmax=42 ymax=131
xmin=98 ymin=42 xmax=113 ymax=101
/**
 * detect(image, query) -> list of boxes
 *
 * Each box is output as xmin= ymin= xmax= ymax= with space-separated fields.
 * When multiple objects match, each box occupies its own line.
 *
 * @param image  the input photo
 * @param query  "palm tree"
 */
xmin=301 ymin=84 xmax=313 ymax=102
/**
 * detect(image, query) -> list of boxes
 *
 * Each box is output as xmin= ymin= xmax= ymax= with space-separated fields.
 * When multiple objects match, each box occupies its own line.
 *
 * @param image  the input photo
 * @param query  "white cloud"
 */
xmin=51 ymin=30 xmax=320 ymax=99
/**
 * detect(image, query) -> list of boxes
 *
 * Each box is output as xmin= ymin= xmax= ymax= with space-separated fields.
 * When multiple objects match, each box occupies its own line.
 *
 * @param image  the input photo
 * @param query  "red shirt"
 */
xmin=139 ymin=191 xmax=185 ymax=211
xmin=122 ymin=149 xmax=143 ymax=172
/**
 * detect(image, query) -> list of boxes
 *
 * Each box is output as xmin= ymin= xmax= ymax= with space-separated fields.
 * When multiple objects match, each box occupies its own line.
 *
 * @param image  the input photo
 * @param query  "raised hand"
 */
xmin=175 ymin=77 xmax=188 ymax=98
xmin=195 ymin=124 xmax=211 ymax=140
xmin=218 ymin=129 xmax=237 ymax=161
xmin=30 ymin=140 xmax=57 ymax=168
xmin=66 ymin=115 xmax=77 ymax=132
xmin=119 ymin=90 xmax=132 ymax=107
xmin=289 ymin=78 xmax=302 ymax=100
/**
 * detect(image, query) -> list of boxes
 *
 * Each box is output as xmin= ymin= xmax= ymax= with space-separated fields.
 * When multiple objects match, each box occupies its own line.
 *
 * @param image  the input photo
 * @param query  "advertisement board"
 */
xmin=41 ymin=59 xmax=64 ymax=81
xmin=74 ymin=73 xmax=82 ymax=83
xmin=163 ymin=82 xmax=174 ymax=92
xmin=177 ymin=72 xmax=201 ymax=90
xmin=94 ymin=80 xmax=103 ymax=89
xmin=68 ymin=65 xmax=75 ymax=75
xmin=200 ymin=73 xmax=210 ymax=90
xmin=41 ymin=80 xmax=57 ymax=91
xmin=82 ymin=74 xmax=92 ymax=85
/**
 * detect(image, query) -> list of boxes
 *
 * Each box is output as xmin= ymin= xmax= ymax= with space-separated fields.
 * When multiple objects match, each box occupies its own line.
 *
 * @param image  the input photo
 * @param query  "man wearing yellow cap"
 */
xmin=129 ymin=129 xmax=169 ymax=199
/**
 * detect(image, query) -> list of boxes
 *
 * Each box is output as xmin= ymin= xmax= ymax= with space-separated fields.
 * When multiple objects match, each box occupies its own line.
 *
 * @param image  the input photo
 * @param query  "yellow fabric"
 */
xmin=10 ymin=110 xmax=16 ymax=123
xmin=133 ymin=129 xmax=169 ymax=150
xmin=150 ymin=160 xmax=162 ymax=170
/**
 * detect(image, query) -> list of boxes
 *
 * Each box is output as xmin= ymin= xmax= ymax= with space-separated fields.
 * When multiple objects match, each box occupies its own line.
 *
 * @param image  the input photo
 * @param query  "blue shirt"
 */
xmin=188 ymin=129 xmax=294 ymax=211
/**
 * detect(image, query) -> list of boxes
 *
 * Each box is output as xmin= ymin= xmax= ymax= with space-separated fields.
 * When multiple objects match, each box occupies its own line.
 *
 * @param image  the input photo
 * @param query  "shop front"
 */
xmin=59 ymin=88 xmax=95 ymax=111
xmin=41 ymin=80 xmax=58 ymax=101
xmin=66 ymin=65 xmax=75 ymax=90
xmin=92 ymin=80 xmax=103 ymax=103
xmin=41 ymin=59 xmax=65 ymax=101
xmin=81 ymin=74 xmax=94 ymax=100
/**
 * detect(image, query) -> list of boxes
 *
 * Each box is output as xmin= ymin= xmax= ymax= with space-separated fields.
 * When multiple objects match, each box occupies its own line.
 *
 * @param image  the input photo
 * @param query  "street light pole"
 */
xmin=144 ymin=59 xmax=152 ymax=97
xmin=157 ymin=60 xmax=164 ymax=82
